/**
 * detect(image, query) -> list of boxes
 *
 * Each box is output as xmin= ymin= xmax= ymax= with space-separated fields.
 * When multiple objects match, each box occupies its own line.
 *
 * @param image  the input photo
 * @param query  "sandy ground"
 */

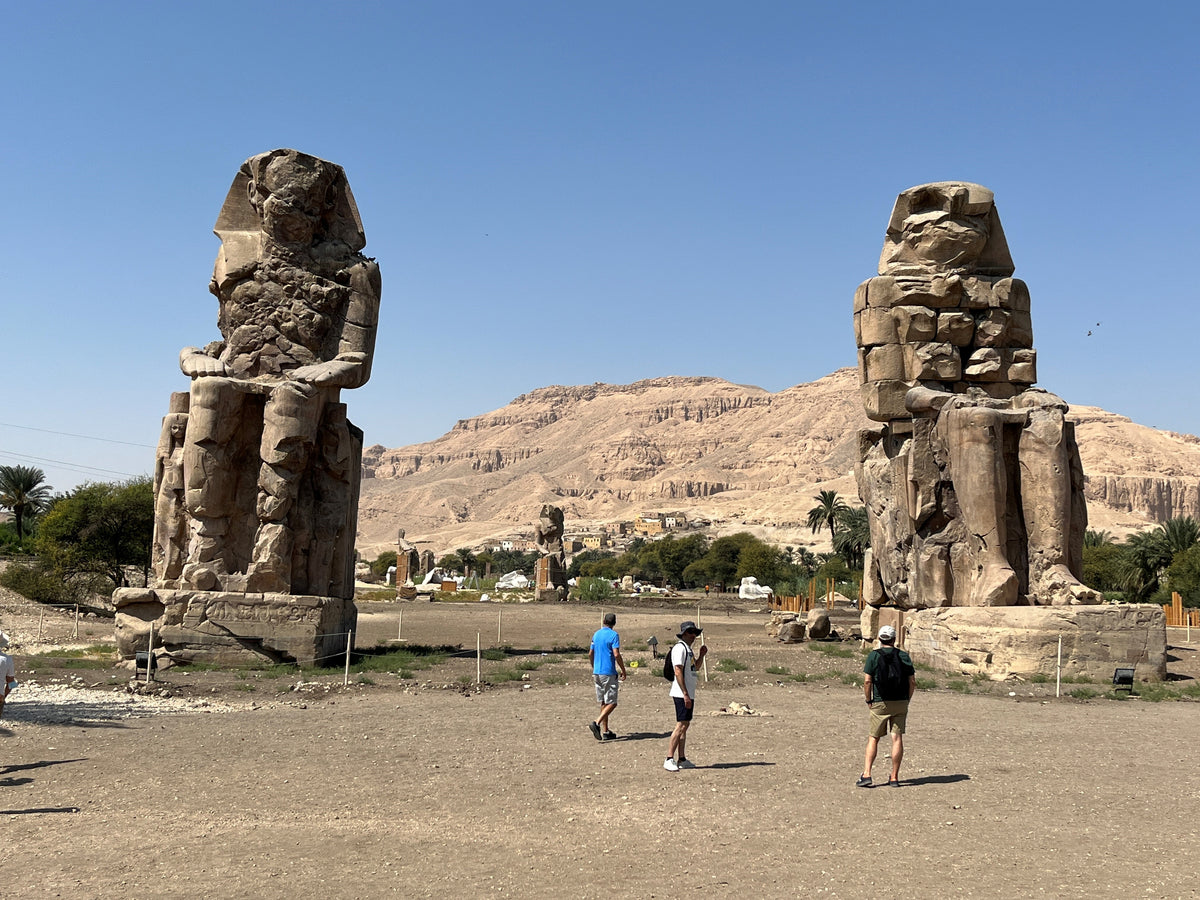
xmin=3 ymin=598 xmax=1199 ymax=899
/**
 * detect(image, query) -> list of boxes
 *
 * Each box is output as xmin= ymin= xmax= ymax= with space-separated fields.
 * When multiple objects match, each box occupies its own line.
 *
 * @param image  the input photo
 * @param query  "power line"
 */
xmin=0 ymin=448 xmax=142 ymax=479
xmin=0 ymin=422 xmax=155 ymax=449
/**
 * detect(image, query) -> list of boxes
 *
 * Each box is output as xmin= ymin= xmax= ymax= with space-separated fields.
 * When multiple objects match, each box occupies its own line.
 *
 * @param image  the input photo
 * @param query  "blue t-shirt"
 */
xmin=591 ymin=627 xmax=620 ymax=676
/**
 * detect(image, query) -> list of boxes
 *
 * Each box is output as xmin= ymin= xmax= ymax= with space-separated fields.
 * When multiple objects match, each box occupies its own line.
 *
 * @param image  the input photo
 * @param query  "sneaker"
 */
xmin=664 ymin=758 xmax=680 ymax=772
xmin=677 ymin=758 xmax=697 ymax=769
xmin=588 ymin=721 xmax=602 ymax=741
xmin=855 ymin=776 xmax=872 ymax=788
xmin=887 ymin=779 xmax=901 ymax=788
xmin=603 ymin=731 xmax=617 ymax=741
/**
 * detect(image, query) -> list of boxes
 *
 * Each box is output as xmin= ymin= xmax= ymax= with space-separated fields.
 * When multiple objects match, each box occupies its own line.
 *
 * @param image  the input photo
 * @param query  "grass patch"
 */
xmin=29 ymin=644 xmax=116 ymax=658
xmin=1068 ymin=687 xmax=1099 ymax=700
xmin=786 ymin=673 xmax=809 ymax=683
xmin=544 ymin=674 xmax=568 ymax=685
xmin=352 ymin=644 xmax=456 ymax=675
xmin=915 ymin=677 xmax=937 ymax=691
xmin=488 ymin=668 xmax=524 ymax=683
xmin=1028 ymin=673 xmax=1051 ymax=684
xmin=715 ymin=658 xmax=748 ymax=673
xmin=946 ymin=680 xmax=971 ymax=693
xmin=234 ymin=683 xmax=256 ymax=692
xmin=840 ymin=672 xmax=863 ymax=686
xmin=356 ymin=674 xmax=375 ymax=685
xmin=33 ymin=657 xmax=111 ymax=670
xmin=806 ymin=643 xmax=856 ymax=659
xmin=515 ymin=659 xmax=542 ymax=672
xmin=765 ymin=666 xmax=791 ymax=676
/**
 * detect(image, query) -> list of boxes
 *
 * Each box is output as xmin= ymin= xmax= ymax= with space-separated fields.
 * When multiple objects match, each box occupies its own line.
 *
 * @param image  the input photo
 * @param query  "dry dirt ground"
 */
xmin=3 ymin=595 xmax=1200 ymax=899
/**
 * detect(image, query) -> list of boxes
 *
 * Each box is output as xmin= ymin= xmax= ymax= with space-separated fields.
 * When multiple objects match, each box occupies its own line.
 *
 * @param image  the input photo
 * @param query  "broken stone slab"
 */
xmin=806 ymin=608 xmax=831 ymax=640
xmin=904 ymin=604 xmax=1167 ymax=682
xmin=114 ymin=587 xmax=356 ymax=666
xmin=778 ymin=621 xmax=806 ymax=643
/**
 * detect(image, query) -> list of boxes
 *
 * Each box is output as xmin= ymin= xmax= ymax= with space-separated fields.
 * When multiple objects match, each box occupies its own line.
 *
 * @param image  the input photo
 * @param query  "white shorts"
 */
xmin=594 ymin=674 xmax=619 ymax=705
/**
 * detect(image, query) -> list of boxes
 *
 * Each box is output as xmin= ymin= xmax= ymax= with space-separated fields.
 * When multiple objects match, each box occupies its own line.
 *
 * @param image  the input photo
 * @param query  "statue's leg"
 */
xmin=1020 ymin=409 xmax=1100 ymax=605
xmin=942 ymin=406 xmax=1019 ymax=606
xmin=181 ymin=378 xmax=242 ymax=589
xmin=247 ymin=382 xmax=323 ymax=593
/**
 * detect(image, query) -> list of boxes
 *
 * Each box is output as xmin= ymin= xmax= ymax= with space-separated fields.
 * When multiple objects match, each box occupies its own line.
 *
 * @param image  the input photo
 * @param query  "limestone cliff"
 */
xmin=356 ymin=369 xmax=1200 ymax=555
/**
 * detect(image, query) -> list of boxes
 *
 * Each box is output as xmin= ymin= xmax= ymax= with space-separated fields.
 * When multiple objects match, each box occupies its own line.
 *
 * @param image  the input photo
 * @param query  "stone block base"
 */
xmin=536 ymin=588 xmax=565 ymax=602
xmin=113 ymin=588 xmax=357 ymax=667
xmin=904 ymin=604 xmax=1167 ymax=682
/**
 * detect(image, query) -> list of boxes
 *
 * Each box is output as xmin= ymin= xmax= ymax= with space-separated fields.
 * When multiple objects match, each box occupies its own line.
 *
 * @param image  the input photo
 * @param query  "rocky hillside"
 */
xmin=356 ymin=368 xmax=1200 ymax=557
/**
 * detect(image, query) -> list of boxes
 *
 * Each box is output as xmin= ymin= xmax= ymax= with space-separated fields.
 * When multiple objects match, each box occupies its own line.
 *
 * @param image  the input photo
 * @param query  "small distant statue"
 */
xmin=396 ymin=528 xmax=420 ymax=586
xmin=534 ymin=504 xmax=568 ymax=600
xmin=855 ymin=182 xmax=1097 ymax=610
xmin=158 ymin=149 xmax=380 ymax=598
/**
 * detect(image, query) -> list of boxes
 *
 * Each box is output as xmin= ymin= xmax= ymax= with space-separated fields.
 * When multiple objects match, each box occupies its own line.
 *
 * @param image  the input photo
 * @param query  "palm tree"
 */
xmin=1084 ymin=529 xmax=1114 ymax=548
xmin=0 ymin=464 xmax=53 ymax=544
xmin=1158 ymin=517 xmax=1200 ymax=557
xmin=806 ymin=490 xmax=849 ymax=539
xmin=832 ymin=506 xmax=870 ymax=570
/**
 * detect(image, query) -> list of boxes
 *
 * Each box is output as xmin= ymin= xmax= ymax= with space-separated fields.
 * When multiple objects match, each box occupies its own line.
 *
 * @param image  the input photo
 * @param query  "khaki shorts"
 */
xmin=868 ymin=699 xmax=909 ymax=738
xmin=594 ymin=675 xmax=620 ymax=705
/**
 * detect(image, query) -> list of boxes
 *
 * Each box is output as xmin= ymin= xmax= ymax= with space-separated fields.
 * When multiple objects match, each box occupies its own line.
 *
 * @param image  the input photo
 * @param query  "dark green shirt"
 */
xmin=863 ymin=646 xmax=915 ymax=702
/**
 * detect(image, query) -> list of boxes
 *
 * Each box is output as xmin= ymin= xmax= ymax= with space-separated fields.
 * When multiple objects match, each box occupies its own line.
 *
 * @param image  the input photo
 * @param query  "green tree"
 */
xmin=35 ymin=477 xmax=154 ymax=589
xmin=369 ymin=550 xmax=397 ymax=578
xmin=806 ymin=490 xmax=849 ymax=539
xmin=1167 ymin=544 xmax=1200 ymax=607
xmin=1158 ymin=516 xmax=1200 ymax=558
xmin=1082 ymin=542 xmax=1124 ymax=594
xmin=0 ymin=464 xmax=53 ymax=545
xmin=831 ymin=506 xmax=869 ymax=571
xmin=568 ymin=549 xmax=618 ymax=579
xmin=456 ymin=547 xmax=476 ymax=576
xmin=654 ymin=533 xmax=709 ymax=586
xmin=735 ymin=541 xmax=788 ymax=586
xmin=1084 ymin=529 xmax=1114 ymax=548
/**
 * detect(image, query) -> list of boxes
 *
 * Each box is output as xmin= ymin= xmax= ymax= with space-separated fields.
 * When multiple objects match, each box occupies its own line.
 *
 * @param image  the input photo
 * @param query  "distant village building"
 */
xmin=581 ymin=533 xmax=608 ymax=550
xmin=634 ymin=513 xmax=688 ymax=536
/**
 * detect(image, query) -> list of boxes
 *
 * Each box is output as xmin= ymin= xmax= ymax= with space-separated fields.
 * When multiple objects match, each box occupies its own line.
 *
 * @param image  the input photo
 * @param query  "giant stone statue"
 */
xmin=533 ymin=504 xmax=568 ymax=601
xmin=855 ymin=182 xmax=1098 ymax=613
xmin=115 ymin=149 xmax=379 ymax=664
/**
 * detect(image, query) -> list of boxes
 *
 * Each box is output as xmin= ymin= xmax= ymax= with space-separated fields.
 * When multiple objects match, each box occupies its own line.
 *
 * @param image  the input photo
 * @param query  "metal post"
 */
xmin=146 ymin=622 xmax=154 ymax=685
xmin=1055 ymin=636 xmax=1062 ymax=698
xmin=74 ymin=604 xmax=80 ymax=640
xmin=343 ymin=631 xmax=352 ymax=686
xmin=398 ymin=610 xmax=403 ymax=641
xmin=497 ymin=609 xmax=502 ymax=646
xmin=38 ymin=608 xmax=44 ymax=642
xmin=476 ymin=632 xmax=482 ymax=685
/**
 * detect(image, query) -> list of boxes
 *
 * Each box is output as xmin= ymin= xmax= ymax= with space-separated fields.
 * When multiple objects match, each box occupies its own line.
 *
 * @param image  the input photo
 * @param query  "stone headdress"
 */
xmin=211 ymin=148 xmax=366 ymax=282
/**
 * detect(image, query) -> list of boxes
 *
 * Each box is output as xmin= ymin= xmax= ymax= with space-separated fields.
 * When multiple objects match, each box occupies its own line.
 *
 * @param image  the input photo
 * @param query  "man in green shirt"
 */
xmin=858 ymin=625 xmax=916 ymax=787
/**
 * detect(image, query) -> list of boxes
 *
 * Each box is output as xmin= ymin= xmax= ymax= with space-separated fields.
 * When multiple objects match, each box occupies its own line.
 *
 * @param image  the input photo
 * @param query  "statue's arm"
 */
xmin=179 ymin=345 xmax=227 ymax=377
xmin=291 ymin=259 xmax=381 ymax=389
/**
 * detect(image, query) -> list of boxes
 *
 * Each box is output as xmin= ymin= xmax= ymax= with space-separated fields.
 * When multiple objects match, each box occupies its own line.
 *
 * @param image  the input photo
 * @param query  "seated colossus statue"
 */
xmin=855 ymin=182 xmax=1098 ymax=610
xmin=151 ymin=149 xmax=380 ymax=599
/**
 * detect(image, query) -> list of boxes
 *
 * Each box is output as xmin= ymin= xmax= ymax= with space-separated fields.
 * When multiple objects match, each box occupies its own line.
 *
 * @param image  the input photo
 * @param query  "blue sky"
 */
xmin=2 ymin=1 xmax=1197 ymax=494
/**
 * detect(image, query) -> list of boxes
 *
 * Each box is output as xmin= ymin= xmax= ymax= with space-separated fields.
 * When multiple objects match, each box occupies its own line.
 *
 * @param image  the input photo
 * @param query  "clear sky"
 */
xmin=2 ymin=1 xmax=1197 ymax=495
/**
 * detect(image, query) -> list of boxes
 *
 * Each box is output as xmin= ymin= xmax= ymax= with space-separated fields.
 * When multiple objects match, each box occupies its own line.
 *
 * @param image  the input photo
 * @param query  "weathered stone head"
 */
xmin=855 ymin=181 xmax=1035 ymax=423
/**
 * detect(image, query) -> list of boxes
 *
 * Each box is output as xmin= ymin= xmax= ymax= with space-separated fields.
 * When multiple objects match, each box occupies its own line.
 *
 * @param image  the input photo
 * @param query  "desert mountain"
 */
xmin=356 ymin=368 xmax=1200 ymax=558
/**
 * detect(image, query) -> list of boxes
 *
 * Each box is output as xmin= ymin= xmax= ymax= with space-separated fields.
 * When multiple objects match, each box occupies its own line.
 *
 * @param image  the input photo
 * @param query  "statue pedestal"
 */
xmin=114 ymin=587 xmax=357 ymax=666
xmin=904 ymin=604 xmax=1167 ymax=682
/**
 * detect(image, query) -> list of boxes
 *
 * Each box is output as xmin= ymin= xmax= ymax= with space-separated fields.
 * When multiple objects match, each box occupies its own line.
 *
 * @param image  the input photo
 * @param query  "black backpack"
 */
xmin=873 ymin=647 xmax=908 ymax=701
xmin=662 ymin=642 xmax=688 ymax=680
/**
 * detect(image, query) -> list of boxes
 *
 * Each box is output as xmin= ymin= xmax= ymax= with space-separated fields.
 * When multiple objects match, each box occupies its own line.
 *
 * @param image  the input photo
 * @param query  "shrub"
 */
xmin=572 ymin=577 xmax=616 ymax=603
xmin=765 ymin=666 xmax=791 ymax=676
xmin=715 ymin=658 xmax=748 ymax=673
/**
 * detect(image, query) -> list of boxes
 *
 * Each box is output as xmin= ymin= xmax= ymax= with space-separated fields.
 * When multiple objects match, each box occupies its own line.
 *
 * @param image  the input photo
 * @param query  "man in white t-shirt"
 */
xmin=665 ymin=621 xmax=707 ymax=772
xmin=0 ymin=633 xmax=16 ymax=719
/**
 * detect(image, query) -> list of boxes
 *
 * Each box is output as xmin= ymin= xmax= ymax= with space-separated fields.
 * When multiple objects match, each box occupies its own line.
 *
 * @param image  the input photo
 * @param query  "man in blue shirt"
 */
xmin=588 ymin=613 xmax=627 ymax=741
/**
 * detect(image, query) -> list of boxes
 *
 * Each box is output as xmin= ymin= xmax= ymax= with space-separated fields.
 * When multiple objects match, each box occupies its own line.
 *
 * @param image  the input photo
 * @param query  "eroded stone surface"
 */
xmin=904 ymin=605 xmax=1167 ymax=681
xmin=854 ymin=182 xmax=1097 ymax=612
xmin=534 ymin=505 xmax=568 ymax=601
xmin=122 ymin=149 xmax=378 ymax=663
